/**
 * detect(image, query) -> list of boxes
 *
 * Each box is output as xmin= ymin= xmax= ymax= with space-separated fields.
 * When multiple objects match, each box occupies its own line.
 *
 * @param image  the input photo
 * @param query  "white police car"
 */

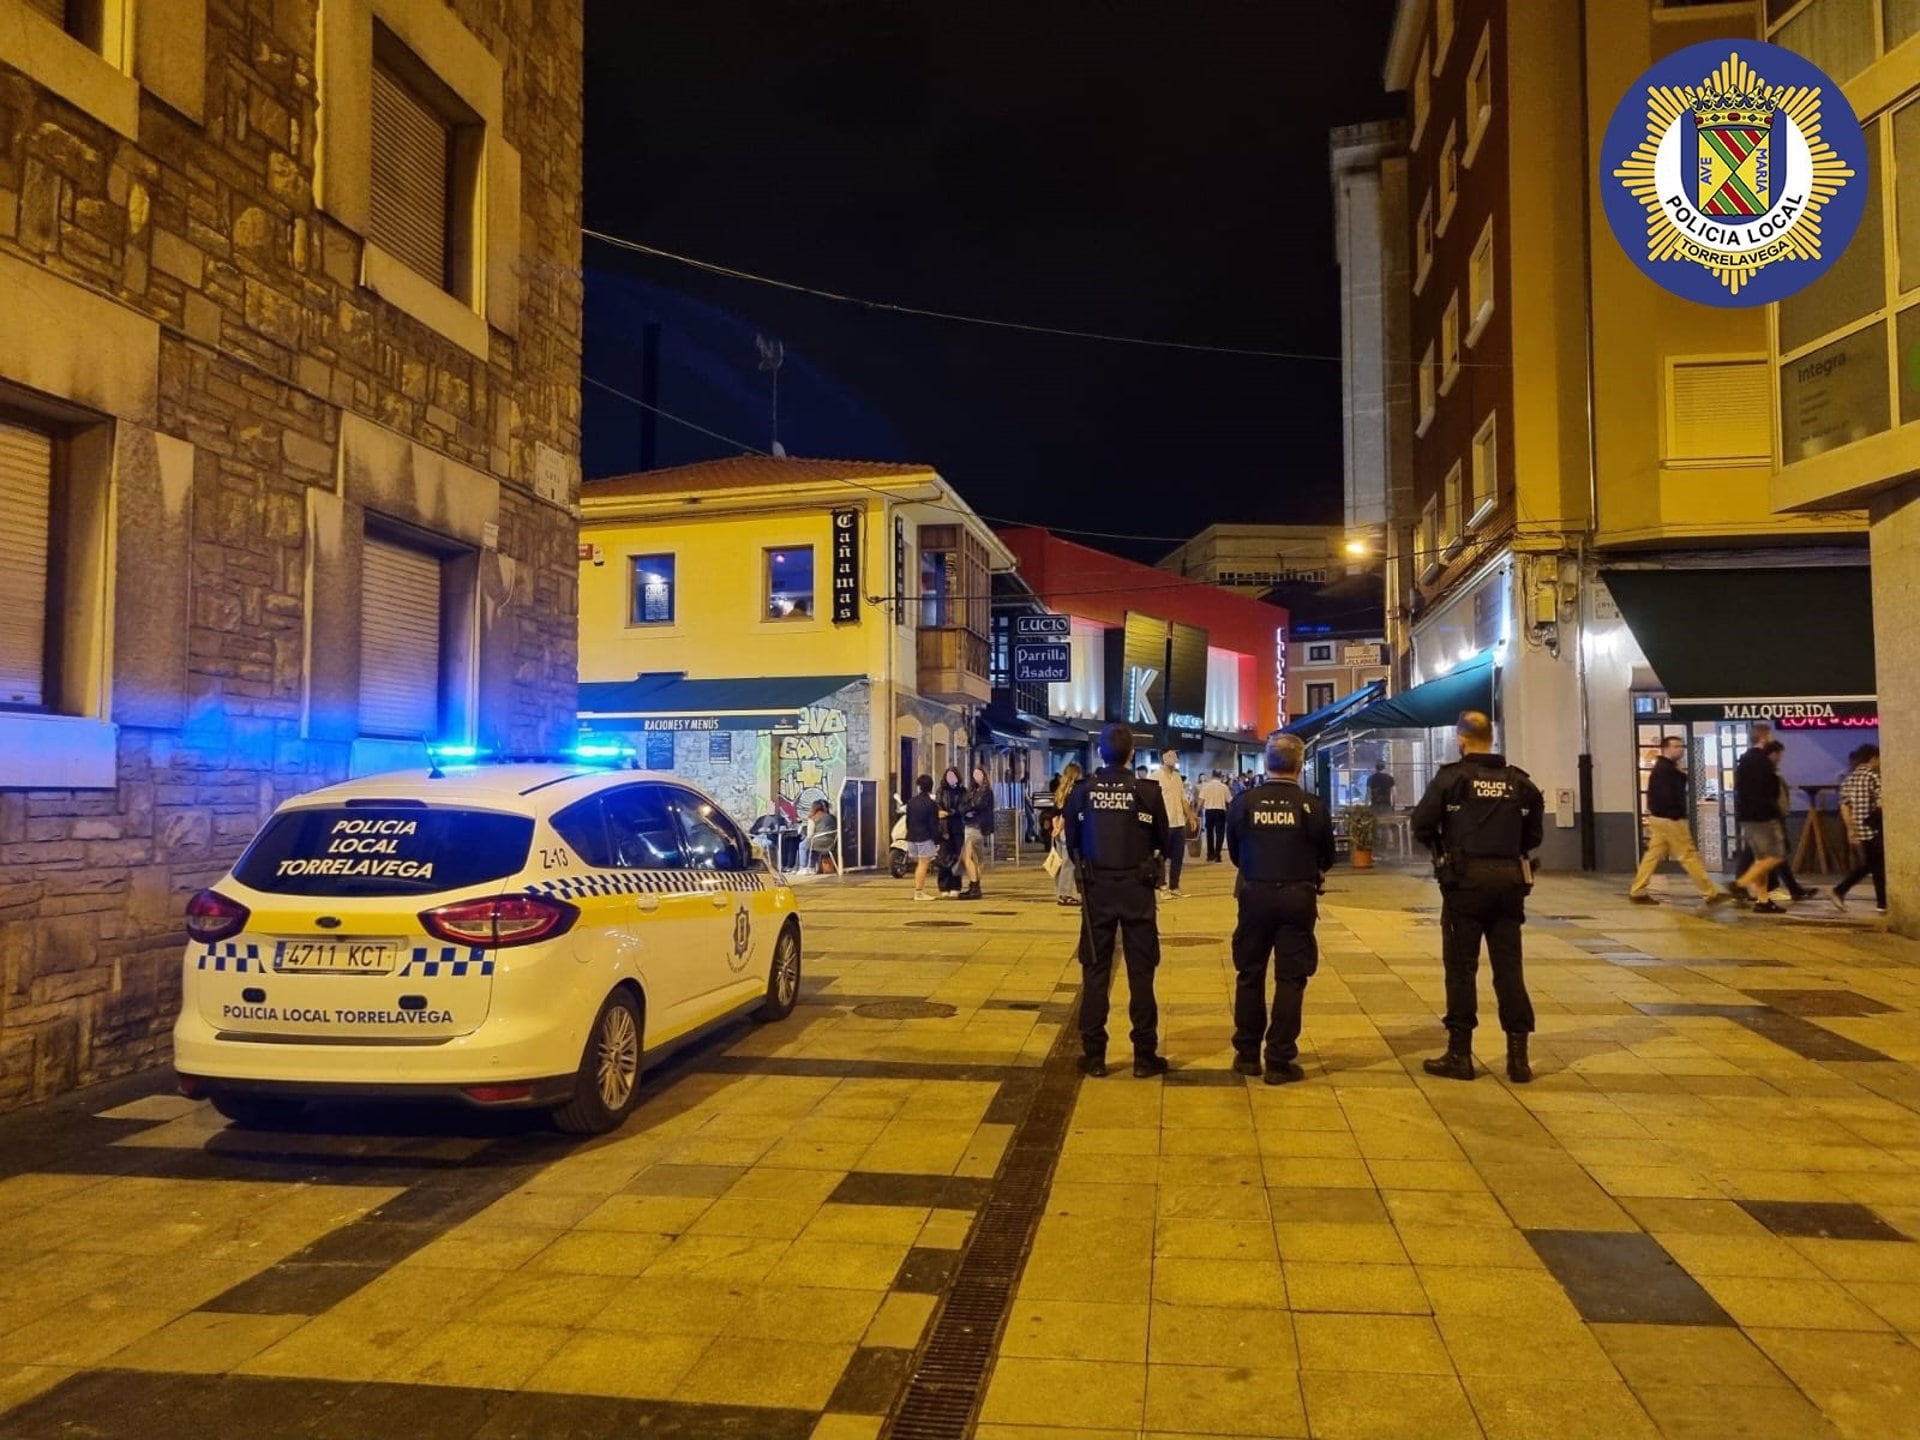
xmin=173 ymin=754 xmax=801 ymax=1134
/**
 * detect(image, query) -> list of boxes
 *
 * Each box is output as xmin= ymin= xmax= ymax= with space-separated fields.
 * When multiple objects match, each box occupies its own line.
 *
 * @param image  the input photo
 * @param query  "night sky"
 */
xmin=581 ymin=2 xmax=1401 ymax=560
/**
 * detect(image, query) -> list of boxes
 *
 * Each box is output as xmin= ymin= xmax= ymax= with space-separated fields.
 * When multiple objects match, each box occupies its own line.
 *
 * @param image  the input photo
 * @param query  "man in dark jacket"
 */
xmin=1411 ymin=711 xmax=1543 ymax=1083
xmin=1732 ymin=731 xmax=1789 ymax=911
xmin=1628 ymin=737 xmax=1727 ymax=906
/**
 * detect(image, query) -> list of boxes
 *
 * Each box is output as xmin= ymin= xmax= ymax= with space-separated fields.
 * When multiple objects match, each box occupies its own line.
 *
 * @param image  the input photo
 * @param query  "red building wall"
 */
xmin=997 ymin=528 xmax=1290 ymax=732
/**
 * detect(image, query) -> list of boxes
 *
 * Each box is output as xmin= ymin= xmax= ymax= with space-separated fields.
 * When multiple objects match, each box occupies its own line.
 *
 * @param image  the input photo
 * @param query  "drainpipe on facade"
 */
xmin=1574 ymin=0 xmax=1600 ymax=872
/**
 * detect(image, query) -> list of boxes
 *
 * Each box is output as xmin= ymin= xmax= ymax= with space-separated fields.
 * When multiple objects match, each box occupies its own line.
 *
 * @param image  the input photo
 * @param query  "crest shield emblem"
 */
xmin=1694 ymin=104 xmax=1773 ymax=218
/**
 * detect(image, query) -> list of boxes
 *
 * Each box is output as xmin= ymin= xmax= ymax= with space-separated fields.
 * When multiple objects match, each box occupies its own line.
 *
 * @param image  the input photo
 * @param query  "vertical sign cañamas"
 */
xmin=831 ymin=508 xmax=860 ymax=625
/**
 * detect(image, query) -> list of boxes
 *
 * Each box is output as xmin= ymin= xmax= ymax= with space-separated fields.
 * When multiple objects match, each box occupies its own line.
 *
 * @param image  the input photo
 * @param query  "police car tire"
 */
xmin=552 ymin=989 xmax=645 ymax=1136
xmin=756 ymin=924 xmax=802 ymax=1022
xmin=209 ymin=1094 xmax=304 ymax=1129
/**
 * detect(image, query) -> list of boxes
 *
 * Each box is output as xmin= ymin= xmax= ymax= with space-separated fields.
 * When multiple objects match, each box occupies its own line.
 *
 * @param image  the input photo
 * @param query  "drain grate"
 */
xmin=853 ymin=1000 xmax=959 ymax=1021
xmin=905 ymin=919 xmax=972 ymax=929
xmin=884 ymin=985 xmax=1084 ymax=1440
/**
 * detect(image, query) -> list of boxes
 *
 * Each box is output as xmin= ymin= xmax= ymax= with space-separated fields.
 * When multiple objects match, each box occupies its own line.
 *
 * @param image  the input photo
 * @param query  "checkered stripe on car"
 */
xmin=397 ymin=947 xmax=494 ymax=978
xmin=195 ymin=943 xmax=264 ymax=973
xmin=526 ymin=870 xmax=767 ymax=901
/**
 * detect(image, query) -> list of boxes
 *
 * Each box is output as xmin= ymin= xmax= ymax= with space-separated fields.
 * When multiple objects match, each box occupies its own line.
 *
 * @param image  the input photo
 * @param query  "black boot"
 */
xmin=1132 ymin=1053 xmax=1169 ymax=1078
xmin=1505 ymin=1033 xmax=1532 ymax=1084
xmin=1077 ymin=1053 xmax=1107 ymax=1078
xmin=1422 ymin=1028 xmax=1476 ymax=1081
xmin=1231 ymin=1055 xmax=1262 ymax=1077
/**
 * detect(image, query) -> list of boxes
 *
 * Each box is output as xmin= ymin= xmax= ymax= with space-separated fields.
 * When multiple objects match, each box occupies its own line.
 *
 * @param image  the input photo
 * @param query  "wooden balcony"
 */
xmin=917 ymin=625 xmax=991 ymax=705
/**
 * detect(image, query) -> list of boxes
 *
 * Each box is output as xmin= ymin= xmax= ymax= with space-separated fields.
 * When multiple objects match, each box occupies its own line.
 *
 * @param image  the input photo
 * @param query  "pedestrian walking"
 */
xmin=1064 ymin=722 xmax=1171 ymax=1078
xmin=1367 ymin=762 xmax=1396 ymax=813
xmin=1156 ymin=750 xmax=1193 ymax=897
xmin=1627 ymin=737 xmax=1729 ymax=907
xmin=1226 ymin=733 xmax=1334 ymax=1084
xmin=1049 ymin=762 xmax=1084 ymax=907
xmin=958 ymin=764 xmax=995 ymax=901
xmin=904 ymin=775 xmax=942 ymax=901
xmin=1199 ymin=770 xmax=1232 ymax=862
xmin=1833 ymin=745 xmax=1886 ymax=913
xmin=1733 ymin=736 xmax=1790 ymax=910
xmin=1411 ymin=710 xmax=1542 ymax=1084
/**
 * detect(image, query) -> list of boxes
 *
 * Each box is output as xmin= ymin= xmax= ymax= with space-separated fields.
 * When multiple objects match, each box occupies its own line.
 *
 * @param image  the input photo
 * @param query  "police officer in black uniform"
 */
xmin=1064 ymin=722 xmax=1171 ymax=1078
xmin=1226 ymin=732 xmax=1334 ymax=1084
xmin=1410 ymin=710 xmax=1543 ymax=1084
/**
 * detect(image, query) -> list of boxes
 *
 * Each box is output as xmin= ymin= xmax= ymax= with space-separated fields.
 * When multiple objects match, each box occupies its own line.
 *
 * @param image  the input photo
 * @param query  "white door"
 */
xmin=663 ymin=788 xmax=764 ymax=1011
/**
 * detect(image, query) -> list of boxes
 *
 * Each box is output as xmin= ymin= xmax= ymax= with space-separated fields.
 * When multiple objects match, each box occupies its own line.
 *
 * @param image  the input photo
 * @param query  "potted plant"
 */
xmin=1345 ymin=805 xmax=1378 ymax=869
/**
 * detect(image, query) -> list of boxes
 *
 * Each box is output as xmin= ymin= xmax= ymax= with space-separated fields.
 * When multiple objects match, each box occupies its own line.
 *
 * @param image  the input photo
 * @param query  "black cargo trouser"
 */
xmin=1204 ymin=809 xmax=1228 ymax=861
xmin=1078 ymin=866 xmax=1161 ymax=1058
xmin=1231 ymin=880 xmax=1319 ymax=1065
xmin=1440 ymin=863 xmax=1535 ymax=1035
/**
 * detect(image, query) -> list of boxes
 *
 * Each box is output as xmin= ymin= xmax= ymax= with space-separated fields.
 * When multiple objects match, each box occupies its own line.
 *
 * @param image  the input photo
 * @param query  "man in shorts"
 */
xmin=1733 ymin=736 xmax=1787 ymax=911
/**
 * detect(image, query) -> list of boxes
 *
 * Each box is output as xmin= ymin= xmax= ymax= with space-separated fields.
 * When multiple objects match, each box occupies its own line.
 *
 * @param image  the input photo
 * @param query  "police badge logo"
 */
xmin=1599 ymin=40 xmax=1867 ymax=307
xmin=729 ymin=907 xmax=752 ymax=971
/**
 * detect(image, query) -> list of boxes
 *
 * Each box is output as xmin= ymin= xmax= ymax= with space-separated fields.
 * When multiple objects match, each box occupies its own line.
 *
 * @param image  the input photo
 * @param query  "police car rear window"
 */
xmin=231 ymin=806 xmax=535 ymax=896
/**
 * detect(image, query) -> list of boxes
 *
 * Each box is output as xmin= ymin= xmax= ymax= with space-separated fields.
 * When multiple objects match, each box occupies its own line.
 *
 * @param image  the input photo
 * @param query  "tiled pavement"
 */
xmin=3 ymin=853 xmax=1920 ymax=1438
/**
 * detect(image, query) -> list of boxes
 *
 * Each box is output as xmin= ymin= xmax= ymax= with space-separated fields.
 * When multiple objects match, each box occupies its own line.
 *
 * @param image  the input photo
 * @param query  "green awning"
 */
xmin=1334 ymin=652 xmax=1495 ymax=733
xmin=1600 ymin=567 xmax=1874 ymax=713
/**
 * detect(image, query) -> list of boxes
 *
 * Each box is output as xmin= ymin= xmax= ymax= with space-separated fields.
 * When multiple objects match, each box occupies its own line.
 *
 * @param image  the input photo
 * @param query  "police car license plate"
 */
xmin=273 ymin=939 xmax=405 ymax=974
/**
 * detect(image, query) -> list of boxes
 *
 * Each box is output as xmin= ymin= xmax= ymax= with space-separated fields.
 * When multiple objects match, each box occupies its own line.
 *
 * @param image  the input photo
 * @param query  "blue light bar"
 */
xmin=570 ymin=743 xmax=632 ymax=761
xmin=428 ymin=743 xmax=483 ymax=761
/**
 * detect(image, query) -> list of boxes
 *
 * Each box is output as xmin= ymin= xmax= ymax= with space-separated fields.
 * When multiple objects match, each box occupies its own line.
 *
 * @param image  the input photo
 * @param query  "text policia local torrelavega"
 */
xmin=277 ymin=817 xmax=435 ymax=880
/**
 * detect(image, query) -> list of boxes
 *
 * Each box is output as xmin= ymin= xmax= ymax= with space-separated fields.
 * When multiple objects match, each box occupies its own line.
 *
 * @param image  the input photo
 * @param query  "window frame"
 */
xmin=368 ymin=26 xmax=480 ymax=303
xmin=357 ymin=526 xmax=449 ymax=743
xmin=1417 ymin=342 xmax=1437 ymax=436
xmin=1305 ymin=642 xmax=1335 ymax=664
xmin=1412 ymin=39 xmax=1432 ymax=148
xmin=1434 ymin=0 xmax=1456 ymax=71
xmin=1443 ymin=460 xmax=1465 ymax=557
xmin=1666 ymin=354 xmax=1775 ymax=465
xmin=1414 ymin=193 xmax=1435 ymax=295
xmin=1437 ymin=123 xmax=1460 ymax=236
xmin=1464 ymin=25 xmax=1493 ymax=168
xmin=629 ymin=551 xmax=678 ymax=627
xmin=1304 ymin=681 xmax=1338 ymax=711
xmin=764 ymin=543 xmax=817 ymax=623
xmin=1467 ymin=219 xmax=1496 ymax=346
xmin=0 ymin=416 xmax=58 ymax=715
xmin=600 ymin=783 xmax=689 ymax=871
xmin=1470 ymin=412 xmax=1499 ymax=529
xmin=664 ymin=785 xmax=752 ymax=872
xmin=1441 ymin=292 xmax=1463 ymax=395
xmin=1419 ymin=495 xmax=1441 ymax=581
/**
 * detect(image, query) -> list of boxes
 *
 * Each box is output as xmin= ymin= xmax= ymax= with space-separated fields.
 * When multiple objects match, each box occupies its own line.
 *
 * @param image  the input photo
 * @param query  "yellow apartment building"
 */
xmin=575 ymin=457 xmax=1014 ymax=854
xmin=1370 ymin=0 xmax=1868 ymax=875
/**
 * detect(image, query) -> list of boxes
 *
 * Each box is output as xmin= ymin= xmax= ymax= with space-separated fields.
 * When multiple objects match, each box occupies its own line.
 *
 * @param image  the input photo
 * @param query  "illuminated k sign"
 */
xmin=1129 ymin=666 xmax=1159 ymax=726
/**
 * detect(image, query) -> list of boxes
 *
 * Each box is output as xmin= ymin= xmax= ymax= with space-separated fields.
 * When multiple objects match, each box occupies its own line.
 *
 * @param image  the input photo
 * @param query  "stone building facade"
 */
xmin=0 ymin=0 xmax=584 ymax=1107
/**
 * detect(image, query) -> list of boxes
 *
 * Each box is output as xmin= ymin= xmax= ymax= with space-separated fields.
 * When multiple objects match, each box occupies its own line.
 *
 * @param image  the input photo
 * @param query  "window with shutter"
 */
xmin=0 ymin=422 xmax=53 ymax=710
xmin=1668 ymin=359 xmax=1772 ymax=462
xmin=369 ymin=56 xmax=452 ymax=290
xmin=359 ymin=536 xmax=443 ymax=738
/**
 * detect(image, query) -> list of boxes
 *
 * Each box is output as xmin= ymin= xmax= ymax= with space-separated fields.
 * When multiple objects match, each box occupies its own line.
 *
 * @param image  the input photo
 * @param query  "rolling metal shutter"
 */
xmin=1669 ymin=359 xmax=1771 ymax=462
xmin=369 ymin=59 xmax=451 ymax=289
xmin=0 ymin=422 xmax=53 ymax=709
xmin=359 ymin=537 xmax=441 ymax=739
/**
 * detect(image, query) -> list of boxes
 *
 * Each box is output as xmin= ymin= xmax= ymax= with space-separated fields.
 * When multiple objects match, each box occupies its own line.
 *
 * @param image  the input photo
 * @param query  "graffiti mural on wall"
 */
xmin=777 ymin=705 xmax=847 ymax=820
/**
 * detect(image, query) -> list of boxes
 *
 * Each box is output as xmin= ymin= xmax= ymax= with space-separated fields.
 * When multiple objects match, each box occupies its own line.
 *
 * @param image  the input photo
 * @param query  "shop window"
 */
xmin=1306 ymin=682 xmax=1336 ymax=711
xmin=369 ymin=24 xmax=481 ymax=301
xmin=765 ymin=545 xmax=815 ymax=620
xmin=1778 ymin=126 xmax=1884 ymax=355
xmin=1417 ymin=343 xmax=1437 ymax=437
xmin=1414 ymin=193 xmax=1434 ymax=294
xmin=1412 ymin=41 xmax=1432 ymax=147
xmin=1464 ymin=27 xmax=1492 ymax=167
xmin=1468 ymin=220 xmax=1495 ymax=344
xmin=1779 ymin=321 xmax=1892 ymax=463
xmin=1667 ymin=358 xmax=1771 ymax=463
xmin=1438 ymin=125 xmax=1459 ymax=235
xmin=1441 ymin=293 xmax=1462 ymax=395
xmin=1306 ymin=643 xmax=1335 ymax=664
xmin=1470 ymin=413 xmax=1498 ymax=528
xmin=630 ymin=553 xmax=676 ymax=625
xmin=359 ymin=532 xmax=446 ymax=740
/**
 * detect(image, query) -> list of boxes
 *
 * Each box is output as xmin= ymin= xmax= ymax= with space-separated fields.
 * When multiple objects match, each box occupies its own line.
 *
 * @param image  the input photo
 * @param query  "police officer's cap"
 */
xmin=1098 ymin=723 xmax=1134 ymax=766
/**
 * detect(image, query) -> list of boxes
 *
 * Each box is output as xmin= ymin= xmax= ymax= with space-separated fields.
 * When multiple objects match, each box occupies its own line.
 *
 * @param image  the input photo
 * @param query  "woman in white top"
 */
xmin=1157 ymin=750 xmax=1190 ymax=897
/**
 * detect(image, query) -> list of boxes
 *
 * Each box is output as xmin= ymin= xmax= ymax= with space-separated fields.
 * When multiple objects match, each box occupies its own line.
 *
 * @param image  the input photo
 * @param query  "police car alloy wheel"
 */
xmin=757 ymin=923 xmax=802 ymax=1021
xmin=553 ymin=988 xmax=645 ymax=1135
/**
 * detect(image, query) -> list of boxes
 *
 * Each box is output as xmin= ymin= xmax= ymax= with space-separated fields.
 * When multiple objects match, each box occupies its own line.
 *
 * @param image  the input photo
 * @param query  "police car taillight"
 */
xmin=419 ymin=894 xmax=579 ymax=949
xmin=185 ymin=889 xmax=250 ymax=943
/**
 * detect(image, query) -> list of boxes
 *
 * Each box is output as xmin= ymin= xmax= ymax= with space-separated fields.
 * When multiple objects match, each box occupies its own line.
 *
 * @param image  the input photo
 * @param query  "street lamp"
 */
xmin=1345 ymin=539 xmax=1368 ymax=557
